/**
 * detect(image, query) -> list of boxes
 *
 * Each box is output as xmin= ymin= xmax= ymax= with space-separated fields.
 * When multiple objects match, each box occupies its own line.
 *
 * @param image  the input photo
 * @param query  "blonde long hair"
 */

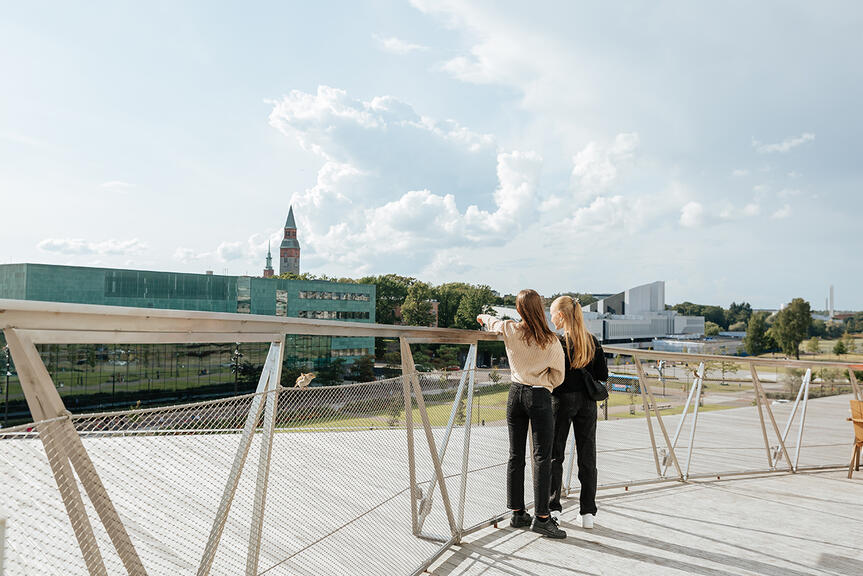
xmin=551 ymin=296 xmax=595 ymax=369
xmin=516 ymin=289 xmax=556 ymax=349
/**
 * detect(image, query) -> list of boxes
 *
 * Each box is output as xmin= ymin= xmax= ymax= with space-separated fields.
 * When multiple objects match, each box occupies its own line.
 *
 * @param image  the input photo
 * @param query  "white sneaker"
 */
xmin=581 ymin=514 xmax=595 ymax=529
xmin=550 ymin=509 xmax=562 ymax=522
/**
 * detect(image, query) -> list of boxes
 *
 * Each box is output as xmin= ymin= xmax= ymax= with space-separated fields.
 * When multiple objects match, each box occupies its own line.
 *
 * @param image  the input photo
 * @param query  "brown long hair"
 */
xmin=551 ymin=295 xmax=595 ymax=369
xmin=515 ymin=289 xmax=556 ymax=349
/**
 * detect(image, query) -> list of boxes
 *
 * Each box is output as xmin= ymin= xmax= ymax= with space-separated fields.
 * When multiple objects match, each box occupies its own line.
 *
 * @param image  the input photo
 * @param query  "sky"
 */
xmin=1 ymin=1 xmax=861 ymax=310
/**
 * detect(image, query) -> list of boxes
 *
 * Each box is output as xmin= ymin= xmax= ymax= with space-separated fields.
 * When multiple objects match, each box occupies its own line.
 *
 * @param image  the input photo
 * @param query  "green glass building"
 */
xmin=0 ymin=263 xmax=375 ymax=360
xmin=0 ymin=263 xmax=376 ymax=423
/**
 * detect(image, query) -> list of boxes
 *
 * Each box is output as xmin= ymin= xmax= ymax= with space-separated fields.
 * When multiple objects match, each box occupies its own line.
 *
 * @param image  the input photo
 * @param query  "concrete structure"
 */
xmin=279 ymin=205 xmax=300 ymax=275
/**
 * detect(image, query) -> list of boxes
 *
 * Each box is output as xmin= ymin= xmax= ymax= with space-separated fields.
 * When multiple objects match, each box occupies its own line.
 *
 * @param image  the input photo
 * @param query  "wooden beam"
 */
xmin=605 ymin=345 xmax=857 ymax=370
xmin=399 ymin=338 xmax=420 ymax=536
xmin=21 ymin=330 xmax=282 ymax=345
xmin=0 ymin=299 xmax=501 ymax=342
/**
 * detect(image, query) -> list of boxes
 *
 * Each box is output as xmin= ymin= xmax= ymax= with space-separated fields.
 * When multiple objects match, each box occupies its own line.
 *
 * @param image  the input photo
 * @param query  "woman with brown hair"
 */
xmin=477 ymin=289 xmax=566 ymax=539
xmin=547 ymin=295 xmax=608 ymax=529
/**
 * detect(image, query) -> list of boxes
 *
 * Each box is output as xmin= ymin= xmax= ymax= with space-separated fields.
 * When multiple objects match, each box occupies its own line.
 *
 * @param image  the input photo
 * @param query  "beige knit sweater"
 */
xmin=478 ymin=314 xmax=565 ymax=392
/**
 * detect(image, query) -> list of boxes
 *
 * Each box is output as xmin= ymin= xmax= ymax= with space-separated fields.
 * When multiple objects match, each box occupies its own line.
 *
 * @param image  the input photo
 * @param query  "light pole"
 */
xmin=4 ymin=345 xmax=11 ymax=427
xmin=232 ymin=344 xmax=243 ymax=395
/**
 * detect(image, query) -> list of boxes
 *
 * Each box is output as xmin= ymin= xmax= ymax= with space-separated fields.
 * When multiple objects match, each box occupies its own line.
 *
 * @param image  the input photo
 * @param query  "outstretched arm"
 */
xmin=477 ymin=314 xmax=507 ymax=334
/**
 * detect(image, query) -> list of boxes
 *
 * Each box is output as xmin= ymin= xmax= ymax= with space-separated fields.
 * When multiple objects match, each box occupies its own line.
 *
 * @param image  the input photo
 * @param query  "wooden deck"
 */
xmin=430 ymin=470 xmax=863 ymax=576
xmin=0 ymin=394 xmax=857 ymax=575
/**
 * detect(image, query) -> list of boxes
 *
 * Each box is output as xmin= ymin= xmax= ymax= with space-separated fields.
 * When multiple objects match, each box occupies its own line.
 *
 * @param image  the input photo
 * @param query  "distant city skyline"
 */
xmin=2 ymin=1 xmax=861 ymax=309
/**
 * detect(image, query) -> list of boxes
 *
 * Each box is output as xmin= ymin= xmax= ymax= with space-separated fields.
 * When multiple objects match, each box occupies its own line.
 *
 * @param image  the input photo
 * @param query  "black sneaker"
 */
xmin=510 ymin=510 xmax=533 ymax=528
xmin=531 ymin=515 xmax=567 ymax=539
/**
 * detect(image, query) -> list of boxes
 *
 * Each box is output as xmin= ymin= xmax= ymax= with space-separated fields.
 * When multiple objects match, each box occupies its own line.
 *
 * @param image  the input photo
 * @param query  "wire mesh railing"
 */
xmin=1 ymin=299 xmax=860 ymax=576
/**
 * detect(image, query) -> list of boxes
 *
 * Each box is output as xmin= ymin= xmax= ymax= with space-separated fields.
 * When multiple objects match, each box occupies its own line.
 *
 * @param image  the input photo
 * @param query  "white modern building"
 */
xmin=492 ymin=281 xmax=705 ymax=348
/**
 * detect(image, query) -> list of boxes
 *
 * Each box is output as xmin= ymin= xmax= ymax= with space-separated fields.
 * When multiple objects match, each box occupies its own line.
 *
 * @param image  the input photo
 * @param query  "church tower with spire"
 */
xmin=262 ymin=242 xmax=274 ymax=278
xmin=279 ymin=205 xmax=300 ymax=275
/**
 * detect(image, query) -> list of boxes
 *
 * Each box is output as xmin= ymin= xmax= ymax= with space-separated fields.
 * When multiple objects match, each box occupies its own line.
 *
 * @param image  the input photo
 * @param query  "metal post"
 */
xmin=198 ymin=343 xmax=278 ymax=576
xmin=684 ymin=372 xmax=704 ymax=480
xmin=403 ymin=339 xmax=459 ymax=538
xmin=792 ymin=368 xmax=811 ymax=471
xmin=662 ymin=363 xmax=703 ymax=477
xmin=456 ymin=344 xmax=478 ymax=536
xmin=774 ymin=368 xmax=809 ymax=467
xmin=657 ymin=360 xmax=666 ymax=396
xmin=417 ymin=345 xmax=476 ymax=531
xmin=245 ymin=341 xmax=283 ymax=576
xmin=4 ymin=344 xmax=10 ymax=427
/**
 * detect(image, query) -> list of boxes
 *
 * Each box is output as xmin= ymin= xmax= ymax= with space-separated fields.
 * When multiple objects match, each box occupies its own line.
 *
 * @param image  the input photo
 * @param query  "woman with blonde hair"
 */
xmin=477 ymin=289 xmax=566 ymax=539
xmin=548 ymin=295 xmax=608 ymax=529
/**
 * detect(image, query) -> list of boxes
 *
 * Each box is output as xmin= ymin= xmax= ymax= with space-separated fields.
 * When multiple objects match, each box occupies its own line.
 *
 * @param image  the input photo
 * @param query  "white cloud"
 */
xmin=742 ymin=202 xmax=761 ymax=217
xmin=753 ymin=132 xmax=815 ymax=153
xmin=732 ymin=169 xmax=749 ymax=177
xmin=771 ymin=204 xmax=792 ymax=219
xmin=38 ymin=238 xmax=147 ymax=256
xmin=173 ymin=247 xmax=210 ymax=263
xmin=570 ymin=133 xmax=639 ymax=201
xmin=680 ymin=202 xmax=704 ymax=228
xmin=373 ymin=34 xmax=429 ymax=55
xmin=100 ymin=180 xmax=134 ymax=190
xmin=778 ymin=188 xmax=801 ymax=199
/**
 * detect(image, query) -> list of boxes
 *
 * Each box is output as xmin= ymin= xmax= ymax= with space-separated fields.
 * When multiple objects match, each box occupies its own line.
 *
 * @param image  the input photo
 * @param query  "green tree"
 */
xmin=433 ymin=283 xmax=471 ymax=328
xmin=744 ymin=312 xmax=770 ymax=356
xmin=843 ymin=333 xmax=857 ymax=354
xmin=400 ymin=282 xmax=435 ymax=326
xmin=704 ymin=321 xmax=721 ymax=337
xmin=726 ymin=302 xmax=753 ymax=327
xmin=453 ymin=285 xmax=496 ymax=330
xmin=316 ymin=358 xmax=346 ymax=385
xmin=804 ymin=337 xmax=821 ymax=355
xmin=351 ymin=355 xmax=376 ymax=382
xmin=809 ymin=319 xmax=827 ymax=338
xmin=672 ymin=302 xmax=728 ymax=329
xmin=770 ymin=298 xmax=811 ymax=359
xmin=358 ymin=274 xmax=415 ymax=325
xmin=833 ymin=339 xmax=847 ymax=357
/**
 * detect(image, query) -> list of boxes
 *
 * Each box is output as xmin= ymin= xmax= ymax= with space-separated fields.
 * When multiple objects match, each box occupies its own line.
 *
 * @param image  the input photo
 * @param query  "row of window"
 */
xmin=331 ymin=348 xmax=371 ymax=358
xmin=297 ymin=310 xmax=371 ymax=320
xmin=298 ymin=290 xmax=370 ymax=302
xmin=106 ymin=270 xmax=231 ymax=301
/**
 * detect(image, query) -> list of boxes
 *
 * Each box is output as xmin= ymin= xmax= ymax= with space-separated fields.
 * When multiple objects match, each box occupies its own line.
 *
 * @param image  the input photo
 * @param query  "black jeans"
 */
xmin=506 ymin=382 xmax=554 ymax=517
xmin=549 ymin=389 xmax=598 ymax=515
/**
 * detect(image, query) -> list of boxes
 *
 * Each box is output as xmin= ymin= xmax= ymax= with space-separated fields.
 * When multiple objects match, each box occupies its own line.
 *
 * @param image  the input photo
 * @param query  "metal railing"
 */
xmin=0 ymin=299 xmax=859 ymax=576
